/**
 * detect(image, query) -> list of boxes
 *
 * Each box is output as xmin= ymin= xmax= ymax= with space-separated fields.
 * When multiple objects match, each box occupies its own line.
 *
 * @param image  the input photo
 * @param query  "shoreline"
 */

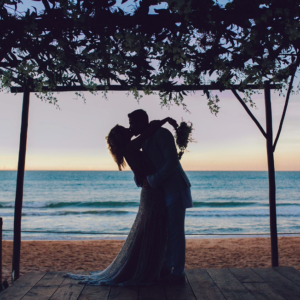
xmin=2 ymin=237 xmax=300 ymax=284
xmin=2 ymin=233 xmax=300 ymax=241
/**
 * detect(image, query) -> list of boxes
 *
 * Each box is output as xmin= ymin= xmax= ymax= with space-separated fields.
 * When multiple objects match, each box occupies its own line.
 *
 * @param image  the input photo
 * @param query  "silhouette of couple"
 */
xmin=65 ymin=109 xmax=193 ymax=286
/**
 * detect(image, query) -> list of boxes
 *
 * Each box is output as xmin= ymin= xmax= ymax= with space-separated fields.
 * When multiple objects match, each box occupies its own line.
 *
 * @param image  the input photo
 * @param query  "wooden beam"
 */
xmin=10 ymin=84 xmax=281 ymax=94
xmin=264 ymin=81 xmax=279 ymax=267
xmin=231 ymin=89 xmax=267 ymax=138
xmin=273 ymin=72 xmax=296 ymax=152
xmin=12 ymin=85 xmax=30 ymax=281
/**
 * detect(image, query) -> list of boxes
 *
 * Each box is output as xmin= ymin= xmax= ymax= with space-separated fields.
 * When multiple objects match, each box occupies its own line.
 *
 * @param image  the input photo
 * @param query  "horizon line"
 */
xmin=0 ymin=169 xmax=299 ymax=172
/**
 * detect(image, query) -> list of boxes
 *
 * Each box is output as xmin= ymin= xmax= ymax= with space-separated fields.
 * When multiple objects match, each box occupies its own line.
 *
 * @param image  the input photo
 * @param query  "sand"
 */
xmin=2 ymin=237 xmax=300 ymax=283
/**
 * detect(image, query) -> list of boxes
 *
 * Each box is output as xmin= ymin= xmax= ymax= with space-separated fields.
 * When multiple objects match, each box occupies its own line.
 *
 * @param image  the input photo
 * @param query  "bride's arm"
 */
xmin=126 ymin=117 xmax=178 ymax=153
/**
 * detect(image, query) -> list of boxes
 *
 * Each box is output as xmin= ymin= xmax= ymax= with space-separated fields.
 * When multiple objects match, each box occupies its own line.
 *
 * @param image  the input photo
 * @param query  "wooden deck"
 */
xmin=1 ymin=267 xmax=300 ymax=300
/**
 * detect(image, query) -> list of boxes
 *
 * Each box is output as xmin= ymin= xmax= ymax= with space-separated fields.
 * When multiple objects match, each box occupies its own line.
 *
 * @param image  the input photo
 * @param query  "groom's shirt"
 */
xmin=143 ymin=127 xmax=193 ymax=208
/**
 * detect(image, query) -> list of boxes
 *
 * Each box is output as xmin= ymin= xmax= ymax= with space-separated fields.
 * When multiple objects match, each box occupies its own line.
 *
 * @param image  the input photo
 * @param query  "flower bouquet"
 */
xmin=175 ymin=121 xmax=195 ymax=160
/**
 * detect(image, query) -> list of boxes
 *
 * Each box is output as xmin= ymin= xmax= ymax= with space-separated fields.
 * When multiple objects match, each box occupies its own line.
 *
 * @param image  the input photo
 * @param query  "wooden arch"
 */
xmin=10 ymin=82 xmax=280 ymax=281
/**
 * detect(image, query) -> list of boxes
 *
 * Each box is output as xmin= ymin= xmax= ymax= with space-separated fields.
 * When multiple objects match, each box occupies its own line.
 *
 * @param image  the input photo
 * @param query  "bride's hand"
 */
xmin=167 ymin=117 xmax=179 ymax=130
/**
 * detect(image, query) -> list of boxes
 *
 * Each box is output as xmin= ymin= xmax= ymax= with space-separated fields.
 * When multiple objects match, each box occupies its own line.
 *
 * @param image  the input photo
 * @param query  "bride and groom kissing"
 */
xmin=66 ymin=109 xmax=193 ymax=286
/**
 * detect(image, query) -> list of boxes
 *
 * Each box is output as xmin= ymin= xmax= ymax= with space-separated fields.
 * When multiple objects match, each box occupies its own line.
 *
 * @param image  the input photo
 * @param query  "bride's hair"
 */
xmin=106 ymin=125 xmax=127 ymax=171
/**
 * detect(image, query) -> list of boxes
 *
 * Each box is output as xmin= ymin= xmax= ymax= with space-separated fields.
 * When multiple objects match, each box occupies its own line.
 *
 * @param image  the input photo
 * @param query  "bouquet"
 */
xmin=175 ymin=121 xmax=195 ymax=160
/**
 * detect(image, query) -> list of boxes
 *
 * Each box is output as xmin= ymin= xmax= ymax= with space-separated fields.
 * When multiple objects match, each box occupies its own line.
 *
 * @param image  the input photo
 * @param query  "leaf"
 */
xmin=154 ymin=8 xmax=170 ymax=15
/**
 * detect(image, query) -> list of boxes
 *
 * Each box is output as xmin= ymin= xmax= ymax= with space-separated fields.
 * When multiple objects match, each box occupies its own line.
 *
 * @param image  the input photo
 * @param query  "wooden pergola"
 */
xmin=9 ymin=82 xmax=281 ymax=282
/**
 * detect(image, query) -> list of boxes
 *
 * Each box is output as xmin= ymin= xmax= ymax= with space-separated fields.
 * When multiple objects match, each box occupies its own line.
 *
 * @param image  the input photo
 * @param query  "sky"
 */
xmin=1 ymin=0 xmax=299 ymax=171
xmin=1 ymin=88 xmax=299 ymax=171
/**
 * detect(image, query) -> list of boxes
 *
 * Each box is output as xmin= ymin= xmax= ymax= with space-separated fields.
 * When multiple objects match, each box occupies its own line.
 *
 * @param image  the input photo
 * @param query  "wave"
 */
xmin=22 ymin=210 xmax=134 ymax=216
xmin=17 ymin=209 xmax=299 ymax=218
xmin=193 ymin=201 xmax=257 ymax=207
xmin=202 ymin=196 xmax=256 ymax=201
xmin=193 ymin=201 xmax=300 ymax=207
xmin=1 ymin=200 xmax=300 ymax=209
xmin=277 ymin=203 xmax=300 ymax=206
xmin=186 ymin=212 xmax=300 ymax=218
xmin=46 ymin=201 xmax=139 ymax=209
xmin=0 ymin=201 xmax=139 ymax=209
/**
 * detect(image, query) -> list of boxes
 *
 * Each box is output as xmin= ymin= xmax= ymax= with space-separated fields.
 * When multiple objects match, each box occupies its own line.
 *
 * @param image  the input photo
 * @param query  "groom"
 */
xmin=128 ymin=109 xmax=193 ymax=285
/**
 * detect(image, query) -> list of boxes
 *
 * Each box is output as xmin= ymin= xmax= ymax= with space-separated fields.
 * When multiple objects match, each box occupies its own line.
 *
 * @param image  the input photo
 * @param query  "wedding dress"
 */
xmin=65 ymin=150 xmax=167 ymax=286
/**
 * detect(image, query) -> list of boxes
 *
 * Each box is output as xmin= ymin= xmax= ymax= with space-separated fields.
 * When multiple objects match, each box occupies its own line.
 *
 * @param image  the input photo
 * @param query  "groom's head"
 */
xmin=128 ymin=109 xmax=149 ymax=136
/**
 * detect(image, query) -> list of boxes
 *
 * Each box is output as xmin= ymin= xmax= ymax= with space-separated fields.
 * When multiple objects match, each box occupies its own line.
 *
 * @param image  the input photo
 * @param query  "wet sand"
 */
xmin=2 ymin=237 xmax=300 ymax=283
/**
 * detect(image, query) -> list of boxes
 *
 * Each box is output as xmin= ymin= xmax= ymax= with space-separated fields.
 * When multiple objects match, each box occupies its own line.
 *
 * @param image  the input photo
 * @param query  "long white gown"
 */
xmin=65 ymin=151 xmax=167 ymax=286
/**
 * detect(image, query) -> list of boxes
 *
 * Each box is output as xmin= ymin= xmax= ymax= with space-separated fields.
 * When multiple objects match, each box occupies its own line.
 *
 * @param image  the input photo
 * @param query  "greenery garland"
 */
xmin=175 ymin=121 xmax=195 ymax=160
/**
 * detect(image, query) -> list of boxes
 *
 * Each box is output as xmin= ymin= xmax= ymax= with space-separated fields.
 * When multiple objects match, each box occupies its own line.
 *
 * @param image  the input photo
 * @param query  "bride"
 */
xmin=65 ymin=117 xmax=178 ymax=286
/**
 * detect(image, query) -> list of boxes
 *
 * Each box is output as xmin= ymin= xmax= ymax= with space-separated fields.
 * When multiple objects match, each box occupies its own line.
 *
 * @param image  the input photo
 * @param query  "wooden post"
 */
xmin=0 ymin=217 xmax=2 ymax=285
xmin=264 ymin=82 xmax=279 ymax=267
xmin=12 ymin=85 xmax=30 ymax=281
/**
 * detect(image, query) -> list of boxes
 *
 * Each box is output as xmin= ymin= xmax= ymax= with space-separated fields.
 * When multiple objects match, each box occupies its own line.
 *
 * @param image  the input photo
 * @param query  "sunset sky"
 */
xmin=1 ymin=0 xmax=299 ymax=171
xmin=1 ymin=88 xmax=299 ymax=171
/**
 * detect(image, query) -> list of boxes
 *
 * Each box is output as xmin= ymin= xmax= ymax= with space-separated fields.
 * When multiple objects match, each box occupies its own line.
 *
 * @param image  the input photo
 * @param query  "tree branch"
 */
xmin=231 ymin=89 xmax=267 ymax=138
xmin=42 ymin=0 xmax=51 ymax=13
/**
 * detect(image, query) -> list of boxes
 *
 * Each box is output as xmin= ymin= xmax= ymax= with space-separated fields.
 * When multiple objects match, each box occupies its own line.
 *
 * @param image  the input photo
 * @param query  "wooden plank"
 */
xmin=207 ymin=269 xmax=256 ymax=300
xmin=138 ymin=284 xmax=165 ymax=300
xmin=253 ymin=267 xmax=300 ymax=300
xmin=22 ymin=286 xmax=60 ymax=300
xmin=78 ymin=285 xmax=111 ymax=300
xmin=21 ymin=272 xmax=66 ymax=300
xmin=243 ymin=283 xmax=286 ymax=300
xmin=164 ymin=276 xmax=196 ymax=300
xmin=108 ymin=285 xmax=138 ymax=300
xmin=35 ymin=272 xmax=66 ymax=287
xmin=49 ymin=277 xmax=85 ymax=300
xmin=274 ymin=267 xmax=300 ymax=288
xmin=185 ymin=269 xmax=225 ymax=300
xmin=229 ymin=268 xmax=265 ymax=283
xmin=0 ymin=272 xmax=46 ymax=300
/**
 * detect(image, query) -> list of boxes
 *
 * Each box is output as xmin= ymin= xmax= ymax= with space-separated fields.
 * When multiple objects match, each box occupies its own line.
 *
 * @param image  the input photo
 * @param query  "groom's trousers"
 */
xmin=162 ymin=199 xmax=186 ymax=276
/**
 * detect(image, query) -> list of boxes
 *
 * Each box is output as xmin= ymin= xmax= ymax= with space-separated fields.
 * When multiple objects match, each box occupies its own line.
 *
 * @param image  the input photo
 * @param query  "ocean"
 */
xmin=0 ymin=171 xmax=299 ymax=240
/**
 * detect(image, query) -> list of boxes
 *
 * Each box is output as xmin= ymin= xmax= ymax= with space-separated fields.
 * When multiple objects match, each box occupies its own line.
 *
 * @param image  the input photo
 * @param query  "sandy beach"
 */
xmin=2 ymin=237 xmax=300 ymax=283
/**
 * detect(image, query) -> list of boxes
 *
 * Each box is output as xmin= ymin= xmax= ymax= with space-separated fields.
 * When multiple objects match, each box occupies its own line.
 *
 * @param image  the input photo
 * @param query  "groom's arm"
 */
xmin=147 ymin=128 xmax=179 ymax=188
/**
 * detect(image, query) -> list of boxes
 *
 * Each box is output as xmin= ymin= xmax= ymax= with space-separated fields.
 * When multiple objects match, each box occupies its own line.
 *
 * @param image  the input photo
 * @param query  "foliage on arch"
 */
xmin=1 ymin=0 xmax=300 ymax=111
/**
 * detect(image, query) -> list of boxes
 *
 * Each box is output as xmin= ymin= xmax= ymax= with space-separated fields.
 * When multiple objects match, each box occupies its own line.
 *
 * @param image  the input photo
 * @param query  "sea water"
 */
xmin=0 ymin=171 xmax=299 ymax=240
